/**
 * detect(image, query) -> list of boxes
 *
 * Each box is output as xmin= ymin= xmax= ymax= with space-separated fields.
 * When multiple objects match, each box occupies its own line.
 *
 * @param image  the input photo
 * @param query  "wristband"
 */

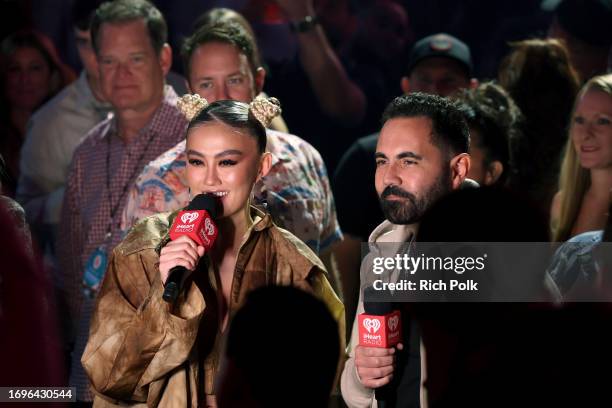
xmin=289 ymin=15 xmax=320 ymax=33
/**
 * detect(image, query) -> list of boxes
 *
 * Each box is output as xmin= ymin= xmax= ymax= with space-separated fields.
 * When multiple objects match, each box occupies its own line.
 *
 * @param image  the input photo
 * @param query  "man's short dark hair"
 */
xmin=181 ymin=20 xmax=261 ymax=78
xmin=382 ymin=93 xmax=470 ymax=156
xmin=90 ymin=0 xmax=167 ymax=54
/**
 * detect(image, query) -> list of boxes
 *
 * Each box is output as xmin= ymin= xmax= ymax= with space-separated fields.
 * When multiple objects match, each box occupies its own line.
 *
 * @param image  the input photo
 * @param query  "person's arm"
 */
xmin=341 ymin=295 xmax=375 ymax=407
xmin=82 ymin=241 xmax=205 ymax=404
xmin=274 ymin=0 xmax=366 ymax=126
xmin=334 ymin=234 xmax=362 ymax=337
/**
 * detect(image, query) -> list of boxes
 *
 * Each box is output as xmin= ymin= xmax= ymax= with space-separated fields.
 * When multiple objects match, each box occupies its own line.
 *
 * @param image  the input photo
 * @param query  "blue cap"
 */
xmin=406 ymin=33 xmax=473 ymax=76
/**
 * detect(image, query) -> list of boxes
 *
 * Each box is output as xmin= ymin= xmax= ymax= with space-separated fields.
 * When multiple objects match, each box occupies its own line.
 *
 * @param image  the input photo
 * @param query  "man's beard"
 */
xmin=379 ymin=167 xmax=452 ymax=225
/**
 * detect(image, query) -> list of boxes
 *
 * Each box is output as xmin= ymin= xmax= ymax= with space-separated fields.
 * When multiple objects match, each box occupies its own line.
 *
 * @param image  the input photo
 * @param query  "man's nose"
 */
xmin=117 ymin=62 xmax=132 ymax=79
xmin=382 ymin=163 xmax=402 ymax=186
xmin=213 ymin=84 xmax=229 ymax=102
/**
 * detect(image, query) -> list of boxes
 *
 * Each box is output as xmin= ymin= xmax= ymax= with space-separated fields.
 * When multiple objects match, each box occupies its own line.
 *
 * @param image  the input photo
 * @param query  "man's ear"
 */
xmin=450 ymin=153 xmax=471 ymax=190
xmin=159 ymin=43 xmax=172 ymax=76
xmin=254 ymin=67 xmax=266 ymax=95
xmin=484 ymin=161 xmax=504 ymax=186
xmin=400 ymin=76 xmax=411 ymax=94
xmin=257 ymin=152 xmax=272 ymax=181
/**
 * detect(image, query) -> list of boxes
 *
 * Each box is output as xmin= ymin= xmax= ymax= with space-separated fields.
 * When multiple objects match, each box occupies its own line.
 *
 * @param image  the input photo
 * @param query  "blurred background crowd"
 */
xmin=0 ymin=0 xmax=611 ymax=406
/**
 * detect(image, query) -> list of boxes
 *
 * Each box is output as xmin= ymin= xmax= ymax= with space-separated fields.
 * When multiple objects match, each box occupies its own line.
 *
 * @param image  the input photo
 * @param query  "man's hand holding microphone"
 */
xmin=355 ymin=287 xmax=404 ymax=407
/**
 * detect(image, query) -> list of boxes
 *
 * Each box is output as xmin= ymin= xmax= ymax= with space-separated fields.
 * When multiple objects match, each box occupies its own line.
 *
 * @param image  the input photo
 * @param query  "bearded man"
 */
xmin=340 ymin=93 xmax=472 ymax=408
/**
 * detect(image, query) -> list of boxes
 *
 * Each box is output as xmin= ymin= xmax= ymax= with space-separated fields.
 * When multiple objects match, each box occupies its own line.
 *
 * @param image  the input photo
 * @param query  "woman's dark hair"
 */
xmin=498 ymin=39 xmax=580 ymax=214
xmin=1 ymin=30 xmax=75 ymax=111
xmin=188 ymin=99 xmax=266 ymax=153
xmin=454 ymin=81 xmax=522 ymax=186
xmin=1 ymin=31 xmax=55 ymax=72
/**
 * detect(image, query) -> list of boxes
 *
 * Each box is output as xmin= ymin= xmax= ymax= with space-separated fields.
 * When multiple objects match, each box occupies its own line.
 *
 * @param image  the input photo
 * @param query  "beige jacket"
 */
xmin=340 ymin=220 xmax=418 ymax=408
xmin=82 ymin=207 xmax=345 ymax=407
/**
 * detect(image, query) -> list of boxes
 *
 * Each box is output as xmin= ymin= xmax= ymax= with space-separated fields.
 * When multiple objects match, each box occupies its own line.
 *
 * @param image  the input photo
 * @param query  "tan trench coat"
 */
xmin=82 ymin=207 xmax=345 ymax=407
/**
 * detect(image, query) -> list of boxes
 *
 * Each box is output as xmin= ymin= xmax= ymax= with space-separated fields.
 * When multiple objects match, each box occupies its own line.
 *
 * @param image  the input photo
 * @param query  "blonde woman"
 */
xmin=551 ymin=73 xmax=612 ymax=242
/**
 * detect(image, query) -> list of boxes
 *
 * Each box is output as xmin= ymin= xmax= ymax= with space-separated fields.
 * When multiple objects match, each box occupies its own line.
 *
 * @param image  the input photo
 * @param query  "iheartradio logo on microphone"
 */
xmin=181 ymin=212 xmax=199 ymax=224
xmin=358 ymin=310 xmax=402 ymax=348
xmin=199 ymin=217 xmax=217 ymax=247
xmin=363 ymin=318 xmax=381 ymax=334
xmin=170 ymin=209 xmax=218 ymax=248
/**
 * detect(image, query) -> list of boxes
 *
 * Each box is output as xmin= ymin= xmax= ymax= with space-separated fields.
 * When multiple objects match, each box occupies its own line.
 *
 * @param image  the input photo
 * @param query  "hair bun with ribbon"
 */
xmin=177 ymin=93 xmax=209 ymax=121
xmin=249 ymin=96 xmax=282 ymax=128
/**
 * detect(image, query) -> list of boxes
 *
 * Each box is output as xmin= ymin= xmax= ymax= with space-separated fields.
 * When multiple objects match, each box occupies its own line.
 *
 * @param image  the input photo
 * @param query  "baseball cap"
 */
xmin=406 ymin=33 xmax=473 ymax=76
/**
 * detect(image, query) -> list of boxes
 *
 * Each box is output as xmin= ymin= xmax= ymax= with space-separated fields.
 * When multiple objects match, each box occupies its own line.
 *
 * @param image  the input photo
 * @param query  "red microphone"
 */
xmin=359 ymin=288 xmax=402 ymax=407
xmin=358 ymin=306 xmax=402 ymax=349
xmin=162 ymin=194 xmax=219 ymax=303
xmin=359 ymin=287 xmax=402 ymax=348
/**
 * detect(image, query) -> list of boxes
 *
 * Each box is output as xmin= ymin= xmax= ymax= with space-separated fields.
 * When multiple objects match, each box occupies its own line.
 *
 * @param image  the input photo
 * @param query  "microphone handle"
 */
xmin=162 ymin=265 xmax=187 ymax=303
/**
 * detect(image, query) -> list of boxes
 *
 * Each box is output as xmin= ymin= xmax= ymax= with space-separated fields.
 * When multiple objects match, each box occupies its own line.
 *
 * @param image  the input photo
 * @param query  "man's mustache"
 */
xmin=381 ymin=185 xmax=415 ymax=201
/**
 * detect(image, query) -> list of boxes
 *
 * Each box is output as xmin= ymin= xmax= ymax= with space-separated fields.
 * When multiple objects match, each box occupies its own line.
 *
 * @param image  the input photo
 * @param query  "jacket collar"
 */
xmin=369 ymin=219 xmax=417 ymax=244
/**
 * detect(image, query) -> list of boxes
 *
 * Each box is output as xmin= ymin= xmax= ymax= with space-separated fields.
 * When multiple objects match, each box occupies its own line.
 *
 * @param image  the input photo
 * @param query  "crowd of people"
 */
xmin=1 ymin=0 xmax=611 ymax=407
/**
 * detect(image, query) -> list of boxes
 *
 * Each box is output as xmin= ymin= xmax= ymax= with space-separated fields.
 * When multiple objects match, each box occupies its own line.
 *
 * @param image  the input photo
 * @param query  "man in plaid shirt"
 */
xmin=57 ymin=0 xmax=187 ymax=402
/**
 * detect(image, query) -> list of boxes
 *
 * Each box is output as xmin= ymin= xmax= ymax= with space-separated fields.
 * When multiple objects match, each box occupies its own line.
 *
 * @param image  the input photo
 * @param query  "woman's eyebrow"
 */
xmin=215 ymin=150 xmax=243 ymax=158
xmin=186 ymin=149 xmax=244 ymax=158
xmin=186 ymin=149 xmax=204 ymax=157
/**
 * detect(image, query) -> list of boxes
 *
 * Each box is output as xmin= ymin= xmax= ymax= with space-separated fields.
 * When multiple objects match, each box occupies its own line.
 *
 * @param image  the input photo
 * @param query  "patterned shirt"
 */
xmin=121 ymin=129 xmax=342 ymax=254
xmin=57 ymin=86 xmax=187 ymax=400
xmin=547 ymin=230 xmax=604 ymax=297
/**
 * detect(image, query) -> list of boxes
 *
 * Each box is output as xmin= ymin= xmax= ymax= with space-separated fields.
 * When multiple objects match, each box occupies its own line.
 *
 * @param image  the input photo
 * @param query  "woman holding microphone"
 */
xmin=82 ymin=95 xmax=344 ymax=407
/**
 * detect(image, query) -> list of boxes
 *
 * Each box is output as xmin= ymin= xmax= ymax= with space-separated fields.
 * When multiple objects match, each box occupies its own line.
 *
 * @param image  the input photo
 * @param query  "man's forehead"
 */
xmin=410 ymin=56 xmax=469 ymax=78
xmin=377 ymin=116 xmax=436 ymax=153
xmin=192 ymin=42 xmax=252 ymax=72
xmin=98 ymin=19 xmax=153 ymax=49
xmin=100 ymin=18 xmax=147 ymax=34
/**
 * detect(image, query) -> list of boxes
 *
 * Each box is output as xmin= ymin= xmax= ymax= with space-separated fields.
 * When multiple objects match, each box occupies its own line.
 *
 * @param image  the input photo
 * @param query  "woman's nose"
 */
xmin=204 ymin=166 xmax=221 ymax=186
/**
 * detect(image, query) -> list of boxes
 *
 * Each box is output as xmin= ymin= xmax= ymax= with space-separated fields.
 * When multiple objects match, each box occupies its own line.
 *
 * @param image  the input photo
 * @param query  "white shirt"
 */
xmin=17 ymin=71 xmax=111 ymax=225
